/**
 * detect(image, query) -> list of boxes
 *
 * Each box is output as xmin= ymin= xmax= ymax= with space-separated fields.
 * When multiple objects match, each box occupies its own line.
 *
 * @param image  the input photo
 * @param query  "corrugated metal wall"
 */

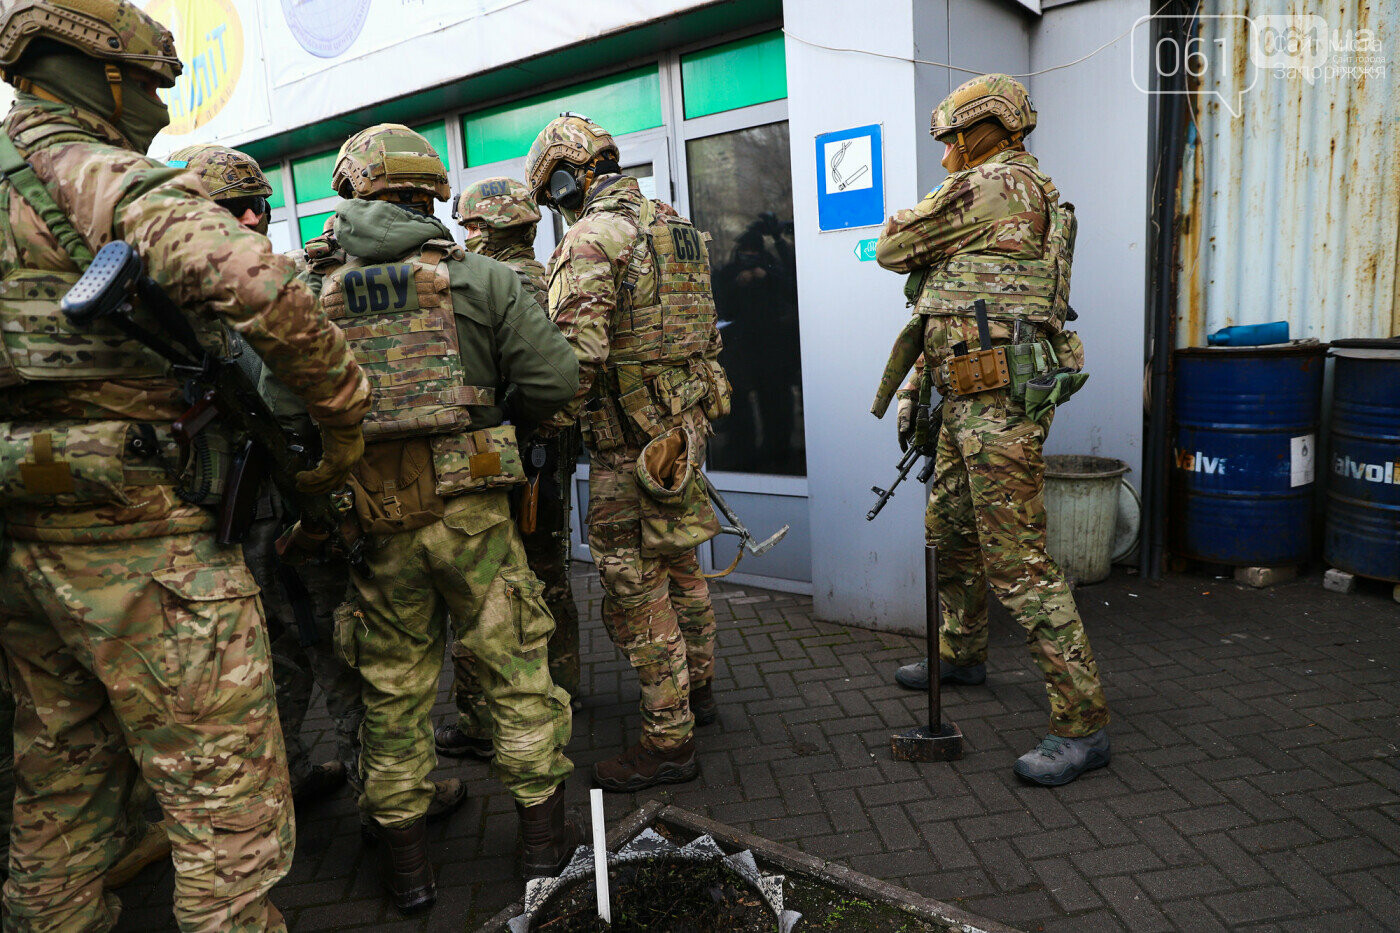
xmin=1175 ymin=1 xmax=1400 ymax=347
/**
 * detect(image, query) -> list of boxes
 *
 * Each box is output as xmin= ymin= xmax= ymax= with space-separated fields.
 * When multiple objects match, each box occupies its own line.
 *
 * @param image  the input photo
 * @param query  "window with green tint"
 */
xmin=681 ymin=30 xmax=786 ymax=120
xmin=412 ymin=121 xmax=451 ymax=171
xmin=297 ymin=210 xmax=335 ymax=246
xmin=461 ymin=65 xmax=661 ymax=168
xmin=291 ymin=150 xmax=338 ymax=204
xmin=266 ymin=168 xmax=286 ymax=210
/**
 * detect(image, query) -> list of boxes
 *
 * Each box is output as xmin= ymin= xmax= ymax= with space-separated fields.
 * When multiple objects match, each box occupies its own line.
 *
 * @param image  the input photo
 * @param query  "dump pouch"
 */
xmin=634 ymin=423 xmax=720 ymax=557
xmin=0 ymin=420 xmax=173 ymax=507
xmin=1024 ymin=369 xmax=1090 ymax=422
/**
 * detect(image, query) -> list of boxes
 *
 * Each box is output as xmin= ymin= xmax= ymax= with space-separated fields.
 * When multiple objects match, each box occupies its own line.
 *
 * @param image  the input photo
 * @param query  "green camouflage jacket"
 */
xmin=876 ymin=148 xmax=1055 ymax=366
xmin=320 ymin=198 xmax=577 ymax=430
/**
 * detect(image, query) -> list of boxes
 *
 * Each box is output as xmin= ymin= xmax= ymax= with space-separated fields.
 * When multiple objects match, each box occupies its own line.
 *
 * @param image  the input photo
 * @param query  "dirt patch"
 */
xmin=531 ymin=857 xmax=775 ymax=933
xmin=784 ymin=876 xmax=948 ymax=932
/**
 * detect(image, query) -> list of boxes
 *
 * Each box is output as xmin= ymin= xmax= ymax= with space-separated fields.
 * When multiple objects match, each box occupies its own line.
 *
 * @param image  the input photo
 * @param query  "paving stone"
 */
xmin=108 ymin=568 xmax=1400 ymax=932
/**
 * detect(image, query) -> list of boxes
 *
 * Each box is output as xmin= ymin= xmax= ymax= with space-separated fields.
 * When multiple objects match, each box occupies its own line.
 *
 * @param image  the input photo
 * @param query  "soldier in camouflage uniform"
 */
xmin=319 ymin=125 xmax=579 ymax=912
xmin=526 ymin=114 xmax=732 ymax=792
xmin=874 ymin=74 xmax=1110 ymax=787
xmin=0 ymin=2 xmax=371 ymax=929
xmin=167 ymin=143 xmax=361 ymax=805
xmin=437 ymin=176 xmax=584 ymax=762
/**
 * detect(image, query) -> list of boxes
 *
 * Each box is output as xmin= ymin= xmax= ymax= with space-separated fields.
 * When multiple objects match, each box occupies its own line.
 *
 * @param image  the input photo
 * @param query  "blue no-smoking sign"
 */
xmin=815 ymin=124 xmax=884 ymax=231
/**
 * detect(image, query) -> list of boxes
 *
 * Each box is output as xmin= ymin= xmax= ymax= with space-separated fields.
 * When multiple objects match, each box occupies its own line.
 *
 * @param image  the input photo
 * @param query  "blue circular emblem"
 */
xmin=280 ymin=0 xmax=371 ymax=59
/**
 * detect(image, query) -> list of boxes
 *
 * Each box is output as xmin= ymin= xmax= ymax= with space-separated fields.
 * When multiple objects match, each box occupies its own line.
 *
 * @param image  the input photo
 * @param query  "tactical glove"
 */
xmin=896 ymin=396 xmax=915 ymax=452
xmin=296 ymin=421 xmax=365 ymax=494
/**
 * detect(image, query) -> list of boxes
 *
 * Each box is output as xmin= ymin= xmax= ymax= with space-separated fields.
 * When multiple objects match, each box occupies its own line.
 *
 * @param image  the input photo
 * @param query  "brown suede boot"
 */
xmin=690 ymin=682 xmax=717 ymax=727
xmin=517 ymin=784 xmax=582 ymax=879
xmin=592 ymin=737 xmax=700 ymax=793
xmin=376 ymin=818 xmax=435 ymax=914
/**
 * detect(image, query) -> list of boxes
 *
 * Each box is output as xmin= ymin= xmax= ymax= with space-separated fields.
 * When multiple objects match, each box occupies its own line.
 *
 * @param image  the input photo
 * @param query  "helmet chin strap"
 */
xmin=104 ymin=64 xmax=124 ymax=122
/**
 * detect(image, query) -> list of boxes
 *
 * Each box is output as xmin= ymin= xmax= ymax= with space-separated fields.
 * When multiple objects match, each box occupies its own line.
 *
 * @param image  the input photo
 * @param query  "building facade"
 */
xmin=127 ymin=0 xmax=1155 ymax=632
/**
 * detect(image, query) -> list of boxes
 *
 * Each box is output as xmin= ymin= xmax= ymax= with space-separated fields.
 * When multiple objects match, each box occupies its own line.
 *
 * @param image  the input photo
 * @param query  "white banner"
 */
xmin=264 ymin=0 xmax=523 ymax=87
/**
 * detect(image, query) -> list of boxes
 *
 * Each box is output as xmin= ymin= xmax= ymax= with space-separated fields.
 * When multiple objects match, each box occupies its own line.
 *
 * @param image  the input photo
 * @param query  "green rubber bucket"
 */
xmin=1044 ymin=455 xmax=1132 ymax=585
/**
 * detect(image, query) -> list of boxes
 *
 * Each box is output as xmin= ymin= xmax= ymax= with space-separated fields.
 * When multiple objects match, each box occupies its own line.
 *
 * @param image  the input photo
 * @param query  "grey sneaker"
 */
xmin=1013 ymin=730 xmax=1111 ymax=786
xmin=894 ymin=659 xmax=987 ymax=690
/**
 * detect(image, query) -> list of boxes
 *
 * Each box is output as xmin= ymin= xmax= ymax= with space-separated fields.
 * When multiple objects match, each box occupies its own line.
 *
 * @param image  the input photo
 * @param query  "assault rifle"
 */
xmin=867 ymin=394 xmax=943 ymax=522
xmin=61 ymin=240 xmax=372 ymax=578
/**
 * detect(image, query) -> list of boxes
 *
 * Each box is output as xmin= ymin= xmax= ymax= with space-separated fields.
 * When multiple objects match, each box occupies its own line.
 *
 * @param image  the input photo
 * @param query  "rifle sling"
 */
xmin=0 ymin=133 xmax=94 ymax=267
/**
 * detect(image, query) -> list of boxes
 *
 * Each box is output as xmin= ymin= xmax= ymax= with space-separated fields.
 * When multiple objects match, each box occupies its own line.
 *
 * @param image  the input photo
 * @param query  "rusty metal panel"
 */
xmin=1174 ymin=1 xmax=1400 ymax=347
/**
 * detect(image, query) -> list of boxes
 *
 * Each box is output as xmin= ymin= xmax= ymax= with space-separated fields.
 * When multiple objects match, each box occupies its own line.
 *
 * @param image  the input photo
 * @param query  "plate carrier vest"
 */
xmin=914 ymin=163 xmax=1076 ymax=332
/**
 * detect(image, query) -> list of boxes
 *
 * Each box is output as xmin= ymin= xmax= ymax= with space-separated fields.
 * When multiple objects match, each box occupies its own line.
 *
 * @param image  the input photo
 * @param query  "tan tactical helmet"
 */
xmin=0 ymin=0 xmax=181 ymax=87
xmin=930 ymin=73 xmax=1036 ymax=141
xmin=524 ymin=112 xmax=619 ymax=204
xmin=453 ymin=176 xmax=540 ymax=230
xmin=331 ymin=123 xmax=450 ymax=201
xmin=168 ymin=144 xmax=272 ymax=199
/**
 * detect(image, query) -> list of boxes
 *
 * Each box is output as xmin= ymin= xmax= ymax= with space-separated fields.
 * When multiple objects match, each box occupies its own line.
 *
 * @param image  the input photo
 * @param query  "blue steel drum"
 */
xmin=1171 ymin=345 xmax=1325 ymax=565
xmin=1324 ymin=340 xmax=1400 ymax=582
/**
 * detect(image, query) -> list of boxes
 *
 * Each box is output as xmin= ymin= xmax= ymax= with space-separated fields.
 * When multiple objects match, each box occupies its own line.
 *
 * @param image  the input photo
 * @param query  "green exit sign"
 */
xmin=853 ymin=238 xmax=878 ymax=262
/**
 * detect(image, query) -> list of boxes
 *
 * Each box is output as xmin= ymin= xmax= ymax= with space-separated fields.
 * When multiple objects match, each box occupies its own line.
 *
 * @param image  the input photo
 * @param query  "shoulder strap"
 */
xmin=0 ymin=133 xmax=93 ymax=267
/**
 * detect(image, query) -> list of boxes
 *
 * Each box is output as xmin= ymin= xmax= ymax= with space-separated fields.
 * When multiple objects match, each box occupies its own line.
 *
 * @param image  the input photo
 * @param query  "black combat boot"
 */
xmin=516 ymin=784 xmax=582 ymax=879
xmin=376 ymin=818 xmax=435 ymax=914
xmin=434 ymin=721 xmax=495 ymax=760
xmin=689 ymin=681 xmax=718 ymax=727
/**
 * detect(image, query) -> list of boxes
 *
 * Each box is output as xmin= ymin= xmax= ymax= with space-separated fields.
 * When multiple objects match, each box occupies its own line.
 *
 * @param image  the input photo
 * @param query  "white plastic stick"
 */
xmin=591 ymin=788 xmax=611 ymax=923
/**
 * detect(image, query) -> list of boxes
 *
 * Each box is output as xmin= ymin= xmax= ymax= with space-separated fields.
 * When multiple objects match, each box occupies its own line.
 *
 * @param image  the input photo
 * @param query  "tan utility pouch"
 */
xmin=580 ymin=396 xmax=626 ymax=452
xmin=347 ymin=437 xmax=445 ymax=535
xmin=947 ymin=346 xmax=1011 ymax=395
xmin=0 ymin=421 xmax=171 ymax=507
xmin=431 ymin=425 xmax=526 ymax=498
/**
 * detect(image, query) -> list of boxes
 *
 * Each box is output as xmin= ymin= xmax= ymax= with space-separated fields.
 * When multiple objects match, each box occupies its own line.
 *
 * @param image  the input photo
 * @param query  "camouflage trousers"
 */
xmin=586 ymin=441 xmax=717 ymax=754
xmin=927 ymin=389 xmax=1109 ymax=737
xmin=453 ymin=447 xmax=580 ymax=741
xmin=244 ymin=510 xmax=363 ymax=790
xmin=0 ymin=686 xmax=160 ymax=880
xmin=341 ymin=491 xmax=573 ymax=826
xmin=0 ymin=532 xmax=293 ymax=932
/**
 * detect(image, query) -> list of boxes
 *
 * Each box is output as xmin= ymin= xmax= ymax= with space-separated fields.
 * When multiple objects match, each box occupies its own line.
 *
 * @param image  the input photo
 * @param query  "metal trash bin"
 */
xmin=1045 ymin=455 xmax=1131 ymax=584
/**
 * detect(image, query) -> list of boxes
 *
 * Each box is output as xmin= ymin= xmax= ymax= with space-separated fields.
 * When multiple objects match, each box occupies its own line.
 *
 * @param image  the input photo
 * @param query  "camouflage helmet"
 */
xmin=331 ymin=123 xmax=450 ymax=201
xmin=452 ymin=176 xmax=540 ymax=230
xmin=524 ymin=112 xmax=619 ymax=203
xmin=930 ymin=73 xmax=1036 ymax=141
xmin=0 ymin=0 xmax=181 ymax=87
xmin=168 ymin=144 xmax=272 ymax=199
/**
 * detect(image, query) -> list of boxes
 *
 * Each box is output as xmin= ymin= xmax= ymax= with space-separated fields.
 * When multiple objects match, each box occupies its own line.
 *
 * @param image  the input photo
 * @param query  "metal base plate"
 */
xmin=890 ymin=722 xmax=964 ymax=762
